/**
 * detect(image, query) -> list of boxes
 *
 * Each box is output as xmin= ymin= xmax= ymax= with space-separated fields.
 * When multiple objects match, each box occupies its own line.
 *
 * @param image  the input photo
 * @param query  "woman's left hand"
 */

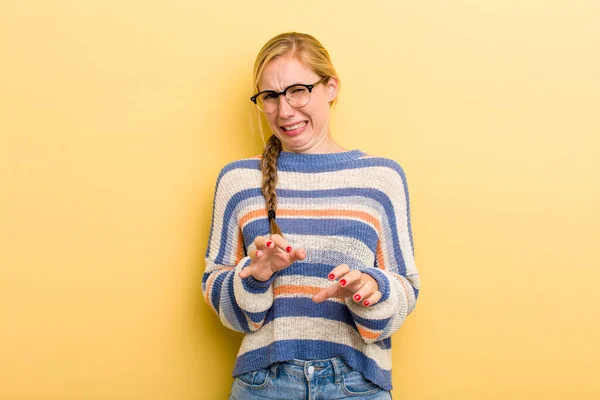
xmin=312 ymin=264 xmax=381 ymax=307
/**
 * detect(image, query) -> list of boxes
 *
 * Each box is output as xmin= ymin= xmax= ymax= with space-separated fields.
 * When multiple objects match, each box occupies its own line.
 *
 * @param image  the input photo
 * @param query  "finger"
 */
xmin=361 ymin=290 xmax=382 ymax=307
xmin=249 ymin=248 xmax=264 ymax=262
xmin=269 ymin=234 xmax=293 ymax=253
xmin=254 ymin=236 xmax=275 ymax=251
xmin=338 ymin=270 xmax=362 ymax=290
xmin=288 ymin=247 xmax=307 ymax=263
xmin=238 ymin=264 xmax=254 ymax=279
xmin=327 ymin=264 xmax=351 ymax=281
xmin=351 ymin=280 xmax=376 ymax=304
xmin=312 ymin=283 xmax=340 ymax=303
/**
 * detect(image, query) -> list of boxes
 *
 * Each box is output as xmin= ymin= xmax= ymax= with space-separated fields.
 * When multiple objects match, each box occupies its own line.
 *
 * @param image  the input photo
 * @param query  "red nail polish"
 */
xmin=328 ymin=274 xmax=335 ymax=280
xmin=340 ymin=279 xmax=346 ymax=286
xmin=363 ymin=300 xmax=370 ymax=306
xmin=266 ymin=241 xmax=273 ymax=248
xmin=354 ymin=294 xmax=361 ymax=301
xmin=286 ymin=246 xmax=292 ymax=252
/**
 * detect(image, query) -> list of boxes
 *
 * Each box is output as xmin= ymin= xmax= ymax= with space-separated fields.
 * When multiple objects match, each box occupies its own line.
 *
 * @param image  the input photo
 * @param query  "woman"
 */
xmin=203 ymin=32 xmax=420 ymax=399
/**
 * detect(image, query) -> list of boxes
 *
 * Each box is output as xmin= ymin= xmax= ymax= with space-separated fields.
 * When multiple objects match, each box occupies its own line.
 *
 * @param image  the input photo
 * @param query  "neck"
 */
xmin=279 ymin=131 xmax=347 ymax=154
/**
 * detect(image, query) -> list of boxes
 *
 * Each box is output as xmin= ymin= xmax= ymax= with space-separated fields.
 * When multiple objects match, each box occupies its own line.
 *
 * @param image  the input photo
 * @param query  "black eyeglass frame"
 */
xmin=250 ymin=77 xmax=330 ymax=112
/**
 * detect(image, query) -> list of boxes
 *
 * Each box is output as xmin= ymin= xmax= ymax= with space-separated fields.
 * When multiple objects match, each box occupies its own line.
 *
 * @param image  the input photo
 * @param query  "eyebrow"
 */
xmin=260 ymin=82 xmax=309 ymax=92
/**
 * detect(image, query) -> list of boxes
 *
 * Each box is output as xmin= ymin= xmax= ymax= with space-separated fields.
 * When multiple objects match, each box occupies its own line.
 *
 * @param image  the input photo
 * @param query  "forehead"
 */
xmin=259 ymin=56 xmax=320 ymax=91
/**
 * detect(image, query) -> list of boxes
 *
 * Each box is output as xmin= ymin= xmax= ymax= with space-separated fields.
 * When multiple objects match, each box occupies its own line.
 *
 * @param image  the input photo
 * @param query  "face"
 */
xmin=258 ymin=55 xmax=339 ymax=153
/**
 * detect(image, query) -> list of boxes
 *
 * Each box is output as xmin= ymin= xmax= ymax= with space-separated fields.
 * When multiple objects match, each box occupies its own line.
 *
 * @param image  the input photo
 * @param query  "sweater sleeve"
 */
xmin=345 ymin=162 xmax=420 ymax=344
xmin=202 ymin=164 xmax=276 ymax=333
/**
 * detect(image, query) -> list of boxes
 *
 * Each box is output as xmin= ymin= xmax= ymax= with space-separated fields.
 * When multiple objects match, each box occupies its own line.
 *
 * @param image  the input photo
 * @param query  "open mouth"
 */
xmin=281 ymin=121 xmax=308 ymax=135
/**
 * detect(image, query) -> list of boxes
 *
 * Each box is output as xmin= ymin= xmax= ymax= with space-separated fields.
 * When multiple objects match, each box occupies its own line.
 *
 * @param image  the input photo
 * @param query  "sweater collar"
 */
xmin=276 ymin=149 xmax=365 ymax=167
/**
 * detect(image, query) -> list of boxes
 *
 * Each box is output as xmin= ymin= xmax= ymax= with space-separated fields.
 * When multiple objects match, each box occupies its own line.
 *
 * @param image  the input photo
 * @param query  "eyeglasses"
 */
xmin=250 ymin=77 xmax=329 ymax=114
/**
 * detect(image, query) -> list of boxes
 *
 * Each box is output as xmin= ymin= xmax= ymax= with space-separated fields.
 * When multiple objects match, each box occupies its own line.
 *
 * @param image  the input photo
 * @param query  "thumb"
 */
xmin=238 ymin=264 xmax=253 ymax=279
xmin=290 ymin=248 xmax=307 ymax=263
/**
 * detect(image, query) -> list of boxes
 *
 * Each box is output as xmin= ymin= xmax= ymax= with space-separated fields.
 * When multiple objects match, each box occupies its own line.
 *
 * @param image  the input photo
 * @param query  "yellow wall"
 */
xmin=1 ymin=1 xmax=599 ymax=398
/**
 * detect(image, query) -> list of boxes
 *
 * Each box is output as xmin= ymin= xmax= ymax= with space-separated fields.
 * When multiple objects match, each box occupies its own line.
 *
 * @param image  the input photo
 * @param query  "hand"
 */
xmin=238 ymin=234 xmax=306 ymax=282
xmin=312 ymin=264 xmax=382 ymax=307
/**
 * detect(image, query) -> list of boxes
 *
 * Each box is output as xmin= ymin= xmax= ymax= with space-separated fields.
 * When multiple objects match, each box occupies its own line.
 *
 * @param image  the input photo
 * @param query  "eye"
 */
xmin=263 ymin=92 xmax=278 ymax=100
xmin=291 ymin=87 xmax=307 ymax=94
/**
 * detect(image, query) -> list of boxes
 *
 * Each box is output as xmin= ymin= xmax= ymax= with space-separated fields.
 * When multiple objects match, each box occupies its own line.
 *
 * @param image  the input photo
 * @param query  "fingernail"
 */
xmin=266 ymin=241 xmax=273 ymax=248
xmin=286 ymin=246 xmax=292 ymax=253
xmin=340 ymin=279 xmax=346 ymax=287
xmin=256 ymin=250 xmax=263 ymax=257
xmin=363 ymin=300 xmax=370 ymax=307
xmin=354 ymin=294 xmax=361 ymax=301
xmin=328 ymin=274 xmax=335 ymax=280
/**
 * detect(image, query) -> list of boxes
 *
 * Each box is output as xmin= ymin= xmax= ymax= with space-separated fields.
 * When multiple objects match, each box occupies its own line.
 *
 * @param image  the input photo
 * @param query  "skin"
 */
xmin=239 ymin=56 xmax=382 ymax=308
xmin=258 ymin=55 xmax=347 ymax=154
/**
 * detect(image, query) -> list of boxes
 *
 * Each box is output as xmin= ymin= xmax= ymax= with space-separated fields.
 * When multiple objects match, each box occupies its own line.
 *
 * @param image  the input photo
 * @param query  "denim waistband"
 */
xmin=268 ymin=357 xmax=353 ymax=384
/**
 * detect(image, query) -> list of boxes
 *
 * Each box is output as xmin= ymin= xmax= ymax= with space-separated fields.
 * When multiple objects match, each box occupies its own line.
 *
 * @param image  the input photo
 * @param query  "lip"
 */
xmin=280 ymin=120 xmax=308 ymax=136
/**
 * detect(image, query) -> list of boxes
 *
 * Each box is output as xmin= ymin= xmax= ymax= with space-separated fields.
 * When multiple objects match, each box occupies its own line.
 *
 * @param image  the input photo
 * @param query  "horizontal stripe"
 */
xmin=263 ymin=296 xmax=391 ymax=332
xmin=356 ymin=324 xmax=381 ymax=340
xmin=275 ymin=239 xmax=375 ymax=271
xmin=264 ymin=297 xmax=355 ymax=327
xmin=240 ymin=208 xmax=381 ymax=232
xmin=215 ymin=151 xmax=404 ymax=176
xmin=241 ymin=217 xmax=379 ymax=253
xmin=274 ymin=274 xmax=331 ymax=288
xmin=234 ymin=233 xmax=376 ymax=275
xmin=237 ymin=316 xmax=392 ymax=370
xmin=274 ymin=284 xmax=322 ymax=296
xmin=277 ymin=262 xmax=354 ymax=279
xmin=233 ymin=339 xmax=393 ymax=391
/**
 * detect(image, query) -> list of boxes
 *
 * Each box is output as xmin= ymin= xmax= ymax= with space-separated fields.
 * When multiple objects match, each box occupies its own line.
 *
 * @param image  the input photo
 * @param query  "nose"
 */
xmin=277 ymin=94 xmax=295 ymax=119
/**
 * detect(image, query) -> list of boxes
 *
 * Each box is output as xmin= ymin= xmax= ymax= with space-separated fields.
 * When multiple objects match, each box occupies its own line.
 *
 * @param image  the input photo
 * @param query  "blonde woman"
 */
xmin=203 ymin=32 xmax=420 ymax=399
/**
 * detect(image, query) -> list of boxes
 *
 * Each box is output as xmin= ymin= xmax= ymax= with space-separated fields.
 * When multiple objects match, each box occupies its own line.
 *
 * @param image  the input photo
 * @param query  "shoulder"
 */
xmin=356 ymin=153 xmax=412 ymax=206
xmin=211 ymin=155 xmax=262 ymax=199
xmin=355 ymin=151 xmax=409 ymax=181
xmin=215 ymin=154 xmax=261 ymax=181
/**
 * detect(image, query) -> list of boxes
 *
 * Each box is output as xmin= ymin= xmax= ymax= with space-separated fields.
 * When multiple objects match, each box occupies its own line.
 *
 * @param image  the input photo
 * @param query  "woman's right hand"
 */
xmin=238 ymin=234 xmax=306 ymax=282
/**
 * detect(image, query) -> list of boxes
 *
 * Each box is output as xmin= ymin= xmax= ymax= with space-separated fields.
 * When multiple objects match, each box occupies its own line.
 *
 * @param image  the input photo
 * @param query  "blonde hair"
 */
xmin=252 ymin=32 xmax=340 ymax=237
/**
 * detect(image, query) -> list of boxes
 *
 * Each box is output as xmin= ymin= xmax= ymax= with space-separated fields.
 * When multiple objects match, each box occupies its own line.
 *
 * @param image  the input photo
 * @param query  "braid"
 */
xmin=261 ymin=134 xmax=284 ymax=237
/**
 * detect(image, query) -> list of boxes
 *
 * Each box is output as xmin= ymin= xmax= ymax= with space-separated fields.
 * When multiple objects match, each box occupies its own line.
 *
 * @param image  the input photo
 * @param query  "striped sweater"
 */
xmin=202 ymin=149 xmax=420 ymax=391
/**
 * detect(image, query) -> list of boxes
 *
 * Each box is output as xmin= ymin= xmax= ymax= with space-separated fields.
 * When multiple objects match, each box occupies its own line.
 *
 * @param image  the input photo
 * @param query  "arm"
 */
xmin=345 ymin=163 xmax=420 ymax=344
xmin=202 ymin=166 xmax=276 ymax=333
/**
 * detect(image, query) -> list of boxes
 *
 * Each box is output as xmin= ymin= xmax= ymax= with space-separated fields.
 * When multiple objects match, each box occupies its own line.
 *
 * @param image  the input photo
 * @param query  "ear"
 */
xmin=325 ymin=76 xmax=339 ymax=103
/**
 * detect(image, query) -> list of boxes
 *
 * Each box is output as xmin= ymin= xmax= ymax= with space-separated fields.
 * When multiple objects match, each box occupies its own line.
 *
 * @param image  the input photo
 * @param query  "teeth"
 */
xmin=283 ymin=122 xmax=306 ymax=131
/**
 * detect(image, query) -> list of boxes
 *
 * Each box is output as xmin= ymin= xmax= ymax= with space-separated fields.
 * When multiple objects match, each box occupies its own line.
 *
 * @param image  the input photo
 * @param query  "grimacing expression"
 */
xmin=258 ymin=55 xmax=338 ymax=153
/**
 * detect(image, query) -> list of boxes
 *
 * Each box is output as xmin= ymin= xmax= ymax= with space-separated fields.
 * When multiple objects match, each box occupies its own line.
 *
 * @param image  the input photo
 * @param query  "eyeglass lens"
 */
xmin=256 ymin=86 xmax=310 ymax=113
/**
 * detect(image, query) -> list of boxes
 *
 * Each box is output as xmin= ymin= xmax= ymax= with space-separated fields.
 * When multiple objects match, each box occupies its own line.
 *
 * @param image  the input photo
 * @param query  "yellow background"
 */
xmin=1 ymin=0 xmax=599 ymax=399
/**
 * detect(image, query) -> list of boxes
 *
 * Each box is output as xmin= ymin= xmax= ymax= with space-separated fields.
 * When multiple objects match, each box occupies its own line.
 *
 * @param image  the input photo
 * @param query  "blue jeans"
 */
xmin=229 ymin=357 xmax=392 ymax=399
